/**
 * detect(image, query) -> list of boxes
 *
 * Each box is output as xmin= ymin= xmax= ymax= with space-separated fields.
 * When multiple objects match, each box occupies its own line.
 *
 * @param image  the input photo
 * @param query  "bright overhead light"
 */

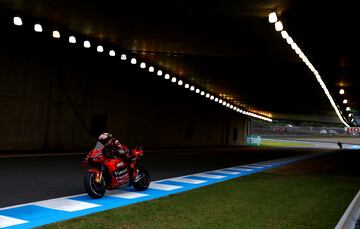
xmin=346 ymin=107 xmax=351 ymax=111
xmin=195 ymin=89 xmax=200 ymax=94
xmin=109 ymin=50 xmax=116 ymax=56
xmin=149 ymin=66 xmax=154 ymax=72
xmin=165 ymin=74 xmax=170 ymax=80
xmin=140 ymin=62 xmax=146 ymax=68
xmin=178 ymin=80 xmax=183 ymax=86
xmin=52 ymin=31 xmax=60 ymax=38
xmin=13 ymin=16 xmax=23 ymax=26
xmin=97 ymin=45 xmax=104 ymax=53
xmin=206 ymin=93 xmax=210 ymax=98
xmin=286 ymin=36 xmax=294 ymax=45
xmin=230 ymin=105 xmax=234 ymax=109
xmin=295 ymin=47 xmax=301 ymax=54
xmin=190 ymin=86 xmax=195 ymax=91
xmin=268 ymin=12 xmax=278 ymax=23
xmin=281 ymin=31 xmax=289 ymax=39
xmin=121 ymin=54 xmax=127 ymax=60
xmin=343 ymin=99 xmax=348 ymax=104
xmin=215 ymin=98 xmax=219 ymax=102
xmin=200 ymin=91 xmax=205 ymax=96
xmin=171 ymin=77 xmax=177 ymax=83
xmin=274 ymin=21 xmax=283 ymax=31
xmin=223 ymin=101 xmax=227 ymax=106
xmin=290 ymin=43 xmax=298 ymax=50
xmin=131 ymin=58 xmax=137 ymax=64
xmin=157 ymin=70 xmax=163 ymax=76
xmin=184 ymin=83 xmax=189 ymax=88
xmin=34 ymin=24 xmax=43 ymax=32
xmin=219 ymin=99 xmax=223 ymax=103
xmin=210 ymin=96 xmax=214 ymax=100
xmin=83 ymin=40 xmax=91 ymax=48
xmin=69 ymin=36 xmax=76 ymax=44
xmin=339 ymin=89 xmax=345 ymax=94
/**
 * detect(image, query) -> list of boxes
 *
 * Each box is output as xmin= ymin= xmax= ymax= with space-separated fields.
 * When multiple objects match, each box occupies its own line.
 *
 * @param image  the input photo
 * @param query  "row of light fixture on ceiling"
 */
xmin=12 ymin=16 xmax=272 ymax=122
xmin=338 ymin=89 xmax=355 ymax=123
xmin=268 ymin=12 xmax=356 ymax=127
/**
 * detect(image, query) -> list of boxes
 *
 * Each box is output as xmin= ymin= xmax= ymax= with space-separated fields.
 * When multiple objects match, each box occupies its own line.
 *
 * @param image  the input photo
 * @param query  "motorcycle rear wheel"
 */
xmin=84 ymin=172 xmax=106 ymax=199
xmin=133 ymin=167 xmax=150 ymax=191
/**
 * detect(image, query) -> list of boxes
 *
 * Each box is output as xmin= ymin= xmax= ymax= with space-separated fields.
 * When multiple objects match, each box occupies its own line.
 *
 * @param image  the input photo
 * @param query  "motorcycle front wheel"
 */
xmin=133 ymin=167 xmax=150 ymax=191
xmin=84 ymin=172 xmax=106 ymax=199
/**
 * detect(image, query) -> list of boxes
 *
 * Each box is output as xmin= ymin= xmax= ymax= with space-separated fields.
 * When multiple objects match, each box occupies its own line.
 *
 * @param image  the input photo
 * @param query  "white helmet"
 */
xmin=98 ymin=132 xmax=112 ymax=145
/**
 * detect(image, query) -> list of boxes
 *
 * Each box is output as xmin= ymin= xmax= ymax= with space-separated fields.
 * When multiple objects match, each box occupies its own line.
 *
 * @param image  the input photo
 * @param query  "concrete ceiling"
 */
xmin=0 ymin=0 xmax=358 ymax=125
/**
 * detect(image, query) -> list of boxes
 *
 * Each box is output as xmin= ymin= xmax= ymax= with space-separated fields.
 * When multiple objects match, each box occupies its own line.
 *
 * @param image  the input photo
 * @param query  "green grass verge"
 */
xmin=260 ymin=139 xmax=312 ymax=147
xmin=41 ymin=173 xmax=359 ymax=229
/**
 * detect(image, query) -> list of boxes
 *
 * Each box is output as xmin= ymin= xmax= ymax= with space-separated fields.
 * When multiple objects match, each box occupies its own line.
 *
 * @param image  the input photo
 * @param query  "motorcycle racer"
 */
xmin=97 ymin=132 xmax=139 ymax=181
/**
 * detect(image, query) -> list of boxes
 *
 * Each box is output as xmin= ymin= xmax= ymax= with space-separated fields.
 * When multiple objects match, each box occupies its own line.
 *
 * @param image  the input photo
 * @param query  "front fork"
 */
xmin=95 ymin=165 xmax=105 ymax=183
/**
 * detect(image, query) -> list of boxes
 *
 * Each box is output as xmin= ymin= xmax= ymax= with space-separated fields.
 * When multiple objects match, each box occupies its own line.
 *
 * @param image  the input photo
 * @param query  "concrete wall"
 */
xmin=0 ymin=21 xmax=249 ymax=151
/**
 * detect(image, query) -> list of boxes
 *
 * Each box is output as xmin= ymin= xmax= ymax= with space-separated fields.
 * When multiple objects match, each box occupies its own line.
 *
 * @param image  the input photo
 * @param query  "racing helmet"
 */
xmin=98 ymin=132 xmax=113 ymax=145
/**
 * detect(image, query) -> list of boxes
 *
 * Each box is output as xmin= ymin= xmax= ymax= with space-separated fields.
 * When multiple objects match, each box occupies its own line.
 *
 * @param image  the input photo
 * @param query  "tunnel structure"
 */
xmin=0 ymin=18 xmax=250 ymax=151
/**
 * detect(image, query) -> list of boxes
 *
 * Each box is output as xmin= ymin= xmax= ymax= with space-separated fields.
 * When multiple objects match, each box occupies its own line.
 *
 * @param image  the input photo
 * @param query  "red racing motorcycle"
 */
xmin=81 ymin=144 xmax=150 ymax=198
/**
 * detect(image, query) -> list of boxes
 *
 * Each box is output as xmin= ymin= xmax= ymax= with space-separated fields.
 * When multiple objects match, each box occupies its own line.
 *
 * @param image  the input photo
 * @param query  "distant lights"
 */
xmin=343 ymin=99 xmax=348 ymax=104
xmin=348 ymin=113 xmax=352 ymax=117
xmin=165 ymin=74 xmax=170 ymax=80
xmin=109 ymin=50 xmax=116 ymax=56
xmin=121 ymin=54 xmax=127 ymax=60
xmin=210 ymin=95 xmax=214 ymax=100
xmin=219 ymin=99 xmax=223 ymax=103
xmin=268 ymin=12 xmax=278 ymax=23
xmin=97 ymin=45 xmax=104 ymax=53
xmin=149 ymin=66 xmax=154 ymax=72
xmin=200 ymin=91 xmax=205 ymax=96
xmin=13 ymin=17 xmax=23 ymax=26
xmin=157 ymin=70 xmax=163 ymax=76
xmin=195 ymin=89 xmax=200 ymax=94
xmin=346 ymin=107 xmax=351 ymax=111
xmin=69 ymin=36 xmax=76 ymax=44
xmin=140 ymin=62 xmax=146 ymax=69
xmin=206 ymin=93 xmax=210 ymax=98
xmin=190 ymin=86 xmax=195 ymax=91
xmin=52 ymin=31 xmax=60 ymax=38
xmin=274 ymin=21 xmax=283 ymax=31
xmin=34 ymin=24 xmax=43 ymax=32
xmin=339 ymin=89 xmax=345 ymax=95
xmin=130 ymin=58 xmax=137 ymax=64
xmin=178 ymin=80 xmax=183 ymax=86
xmin=83 ymin=40 xmax=91 ymax=48
xmin=214 ymin=98 xmax=219 ymax=102
xmin=184 ymin=83 xmax=189 ymax=88
xmin=171 ymin=77 xmax=177 ymax=83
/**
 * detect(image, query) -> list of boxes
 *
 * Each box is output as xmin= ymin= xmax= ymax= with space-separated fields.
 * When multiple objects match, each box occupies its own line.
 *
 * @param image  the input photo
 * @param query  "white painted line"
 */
xmin=213 ymin=170 xmax=240 ymax=175
xmin=35 ymin=198 xmax=100 ymax=212
xmin=168 ymin=177 xmax=206 ymax=184
xmin=193 ymin=173 xmax=226 ymax=179
xmin=251 ymin=163 xmax=272 ymax=167
xmin=149 ymin=182 xmax=183 ymax=191
xmin=241 ymin=165 xmax=264 ymax=169
xmin=108 ymin=190 xmax=148 ymax=199
xmin=235 ymin=167 xmax=254 ymax=171
xmin=228 ymin=167 xmax=253 ymax=172
xmin=0 ymin=215 xmax=28 ymax=228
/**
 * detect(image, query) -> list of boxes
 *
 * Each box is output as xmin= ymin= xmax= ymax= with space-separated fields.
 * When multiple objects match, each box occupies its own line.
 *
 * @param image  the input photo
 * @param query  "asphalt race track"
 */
xmin=0 ymin=147 xmax=332 ymax=208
